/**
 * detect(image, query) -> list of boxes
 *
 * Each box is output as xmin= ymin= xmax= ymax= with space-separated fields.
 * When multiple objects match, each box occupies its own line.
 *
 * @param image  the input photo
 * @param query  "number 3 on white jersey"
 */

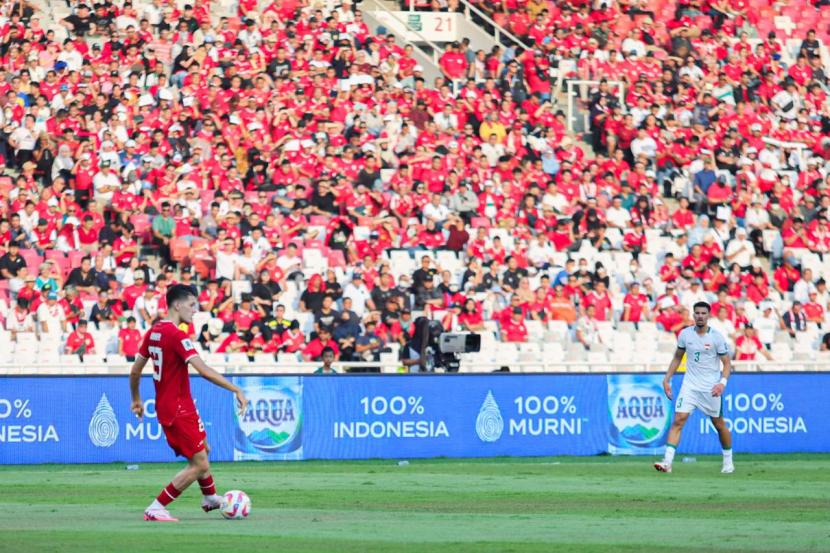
xmin=148 ymin=346 xmax=163 ymax=381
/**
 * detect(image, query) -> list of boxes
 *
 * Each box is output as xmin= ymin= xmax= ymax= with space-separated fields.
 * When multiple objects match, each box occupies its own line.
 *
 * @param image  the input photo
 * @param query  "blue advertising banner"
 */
xmin=0 ymin=377 xmax=234 ymax=465
xmin=303 ymin=374 xmax=608 ymax=459
xmin=1 ymin=373 xmax=828 ymax=464
xmin=671 ymin=373 xmax=830 ymax=454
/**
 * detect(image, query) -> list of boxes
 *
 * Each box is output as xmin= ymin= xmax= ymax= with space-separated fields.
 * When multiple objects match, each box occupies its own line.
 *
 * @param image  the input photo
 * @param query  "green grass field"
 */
xmin=1 ymin=455 xmax=829 ymax=553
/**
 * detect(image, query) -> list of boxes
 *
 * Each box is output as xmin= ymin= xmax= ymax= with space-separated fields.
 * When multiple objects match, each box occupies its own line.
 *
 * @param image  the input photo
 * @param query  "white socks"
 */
xmin=723 ymin=448 xmax=733 ymax=463
xmin=147 ymin=499 xmax=165 ymax=511
xmin=664 ymin=444 xmax=677 ymax=465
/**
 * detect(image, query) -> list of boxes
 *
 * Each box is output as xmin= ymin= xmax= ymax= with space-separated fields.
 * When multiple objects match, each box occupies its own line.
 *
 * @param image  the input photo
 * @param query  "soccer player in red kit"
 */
xmin=129 ymin=284 xmax=248 ymax=522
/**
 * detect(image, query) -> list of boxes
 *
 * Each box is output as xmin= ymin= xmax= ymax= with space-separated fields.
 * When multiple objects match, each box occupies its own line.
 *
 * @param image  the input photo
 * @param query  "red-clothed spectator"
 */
xmin=302 ymin=328 xmax=340 ymax=361
xmin=582 ymin=281 xmax=612 ymax=321
xmin=118 ymin=317 xmax=143 ymax=361
xmin=735 ymin=326 xmax=772 ymax=361
xmin=217 ymin=332 xmax=246 ymax=354
xmin=622 ymin=283 xmax=651 ymax=323
xmin=119 ymin=271 xmax=147 ymax=310
xmin=803 ymin=292 xmax=825 ymax=323
xmin=656 ymin=301 xmax=687 ymax=335
xmin=772 ymin=256 xmax=801 ymax=293
xmin=501 ymin=309 xmax=528 ymax=342
xmin=65 ymin=320 xmax=95 ymax=355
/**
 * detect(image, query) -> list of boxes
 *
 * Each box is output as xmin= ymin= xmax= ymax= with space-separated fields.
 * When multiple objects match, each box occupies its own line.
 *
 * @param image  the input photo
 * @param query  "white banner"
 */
xmin=369 ymin=11 xmax=460 ymax=42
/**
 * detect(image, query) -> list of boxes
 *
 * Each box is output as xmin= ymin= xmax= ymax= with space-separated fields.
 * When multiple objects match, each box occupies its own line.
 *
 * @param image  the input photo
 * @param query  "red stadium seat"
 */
xmin=68 ymin=250 xmax=86 ymax=269
xmin=471 ymin=217 xmax=492 ymax=229
xmin=327 ymin=250 xmax=346 ymax=268
xmin=19 ymin=249 xmax=43 ymax=273
xmin=170 ymin=238 xmax=191 ymax=263
xmin=191 ymin=255 xmax=215 ymax=280
xmin=130 ymin=214 xmax=152 ymax=244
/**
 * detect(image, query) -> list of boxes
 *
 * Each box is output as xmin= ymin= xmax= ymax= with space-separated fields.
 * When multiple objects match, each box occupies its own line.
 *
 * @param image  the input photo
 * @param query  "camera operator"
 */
xmin=402 ymin=316 xmax=432 ymax=373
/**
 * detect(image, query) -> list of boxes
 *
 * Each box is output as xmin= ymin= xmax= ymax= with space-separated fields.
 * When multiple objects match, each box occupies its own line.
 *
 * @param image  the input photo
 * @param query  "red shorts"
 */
xmin=162 ymin=411 xmax=207 ymax=458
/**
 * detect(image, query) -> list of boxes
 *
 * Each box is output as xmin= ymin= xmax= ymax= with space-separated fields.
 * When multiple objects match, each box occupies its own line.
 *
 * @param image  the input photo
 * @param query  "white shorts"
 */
xmin=676 ymin=386 xmax=723 ymax=418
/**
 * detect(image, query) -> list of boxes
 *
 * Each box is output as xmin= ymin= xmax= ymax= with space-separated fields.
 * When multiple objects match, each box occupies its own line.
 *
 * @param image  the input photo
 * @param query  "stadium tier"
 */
xmin=1 ymin=0 xmax=830 ymax=372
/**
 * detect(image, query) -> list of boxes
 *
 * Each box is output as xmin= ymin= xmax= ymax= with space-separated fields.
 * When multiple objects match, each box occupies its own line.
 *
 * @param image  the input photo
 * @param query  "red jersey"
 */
xmin=119 ymin=327 xmax=143 ymax=356
xmin=502 ymin=317 xmax=528 ymax=342
xmin=66 ymin=330 xmax=95 ymax=353
xmin=735 ymin=335 xmax=763 ymax=361
xmin=138 ymin=320 xmax=199 ymax=425
xmin=622 ymin=293 xmax=649 ymax=322
xmin=583 ymin=291 xmax=612 ymax=321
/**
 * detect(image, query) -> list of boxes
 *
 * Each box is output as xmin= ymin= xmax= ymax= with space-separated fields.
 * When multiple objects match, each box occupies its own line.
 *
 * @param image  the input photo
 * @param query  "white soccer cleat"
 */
xmin=144 ymin=508 xmax=179 ymax=522
xmin=654 ymin=461 xmax=672 ymax=473
xmin=721 ymin=462 xmax=735 ymax=474
xmin=201 ymin=494 xmax=227 ymax=513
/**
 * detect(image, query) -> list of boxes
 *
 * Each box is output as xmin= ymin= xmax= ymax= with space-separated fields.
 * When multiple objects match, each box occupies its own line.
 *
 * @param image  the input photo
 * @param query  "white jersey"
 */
xmin=677 ymin=325 xmax=729 ymax=392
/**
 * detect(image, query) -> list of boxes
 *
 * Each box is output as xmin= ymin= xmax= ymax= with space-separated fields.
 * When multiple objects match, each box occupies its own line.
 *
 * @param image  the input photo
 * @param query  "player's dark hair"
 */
xmin=322 ymin=347 xmax=335 ymax=356
xmin=693 ymin=301 xmax=711 ymax=312
xmin=166 ymin=284 xmax=197 ymax=309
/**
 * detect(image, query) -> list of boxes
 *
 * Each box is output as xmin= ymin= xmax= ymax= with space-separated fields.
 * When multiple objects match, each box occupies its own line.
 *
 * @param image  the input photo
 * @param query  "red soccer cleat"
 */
xmin=201 ymin=494 xmax=226 ymax=513
xmin=144 ymin=509 xmax=179 ymax=522
xmin=654 ymin=461 xmax=672 ymax=473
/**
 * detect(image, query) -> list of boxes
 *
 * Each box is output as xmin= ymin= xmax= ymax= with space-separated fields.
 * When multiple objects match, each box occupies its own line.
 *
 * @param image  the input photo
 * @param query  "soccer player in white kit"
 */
xmin=655 ymin=301 xmax=734 ymax=474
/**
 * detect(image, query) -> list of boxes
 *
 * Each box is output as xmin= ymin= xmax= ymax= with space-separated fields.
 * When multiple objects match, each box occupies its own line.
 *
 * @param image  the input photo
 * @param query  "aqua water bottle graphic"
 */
xmin=607 ymin=375 xmax=672 ymax=455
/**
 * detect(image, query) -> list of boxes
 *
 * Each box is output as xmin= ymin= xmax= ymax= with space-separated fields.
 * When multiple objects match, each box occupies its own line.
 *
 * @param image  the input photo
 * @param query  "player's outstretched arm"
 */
xmin=663 ymin=348 xmax=685 ymax=401
xmin=189 ymin=356 xmax=249 ymax=416
xmin=129 ymin=354 xmax=149 ymax=420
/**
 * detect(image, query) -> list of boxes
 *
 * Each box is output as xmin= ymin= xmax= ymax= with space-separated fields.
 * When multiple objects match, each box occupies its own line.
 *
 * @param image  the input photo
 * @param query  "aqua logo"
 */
xmin=607 ymin=376 xmax=671 ymax=450
xmin=615 ymin=395 xmax=666 ymax=424
xmin=475 ymin=391 xmax=504 ymax=443
xmin=244 ymin=398 xmax=296 ymax=427
xmin=89 ymin=393 xmax=119 ymax=447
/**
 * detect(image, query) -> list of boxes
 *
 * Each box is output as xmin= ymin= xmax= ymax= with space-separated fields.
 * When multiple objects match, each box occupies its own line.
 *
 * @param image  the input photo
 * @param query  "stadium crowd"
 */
xmin=1 ymin=0 xmax=830 ymax=369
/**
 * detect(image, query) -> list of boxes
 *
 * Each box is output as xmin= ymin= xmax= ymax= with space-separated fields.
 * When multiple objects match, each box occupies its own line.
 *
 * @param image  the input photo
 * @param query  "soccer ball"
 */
xmin=221 ymin=490 xmax=251 ymax=519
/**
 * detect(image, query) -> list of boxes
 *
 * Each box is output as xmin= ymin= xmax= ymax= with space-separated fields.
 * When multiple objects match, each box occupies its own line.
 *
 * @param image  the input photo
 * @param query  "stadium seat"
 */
xmin=302 ymin=248 xmax=327 ymax=272
xmin=19 ymin=249 xmax=44 ymax=272
xmin=130 ymin=214 xmax=152 ymax=244
xmin=68 ymin=250 xmax=86 ymax=269
xmin=524 ymin=320 xmax=545 ymax=342
xmin=470 ymin=217 xmax=491 ymax=229
xmin=327 ymin=250 xmax=346 ymax=269
xmin=170 ymin=238 xmax=191 ymax=263
xmin=252 ymin=354 xmax=278 ymax=365
xmin=231 ymin=280 xmax=252 ymax=302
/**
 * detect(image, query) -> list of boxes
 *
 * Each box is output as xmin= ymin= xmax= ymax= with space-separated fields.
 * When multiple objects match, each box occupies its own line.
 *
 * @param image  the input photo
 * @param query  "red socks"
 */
xmin=155 ymin=476 xmax=215 ymax=508
xmin=198 ymin=475 xmax=216 ymax=496
xmin=156 ymin=483 xmax=181 ymax=507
